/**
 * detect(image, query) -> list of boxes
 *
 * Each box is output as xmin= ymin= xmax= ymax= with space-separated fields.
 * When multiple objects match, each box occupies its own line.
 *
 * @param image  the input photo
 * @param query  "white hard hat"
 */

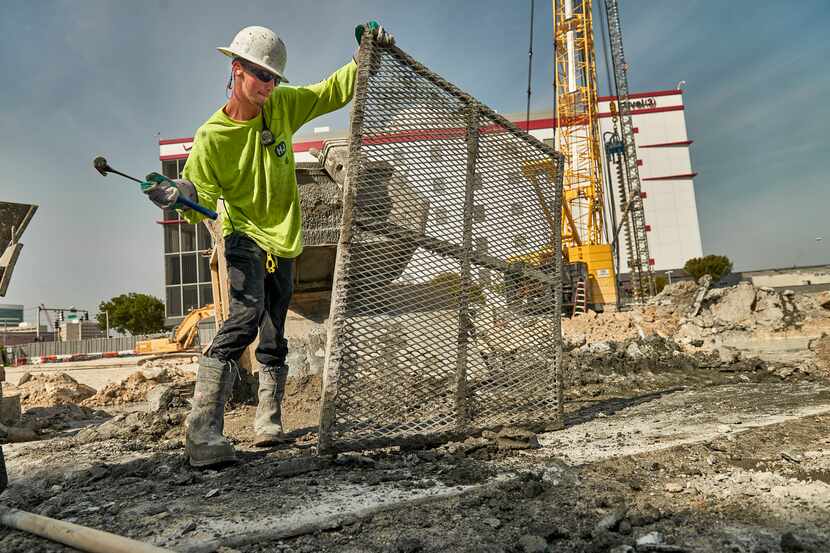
xmin=217 ymin=26 xmax=289 ymax=83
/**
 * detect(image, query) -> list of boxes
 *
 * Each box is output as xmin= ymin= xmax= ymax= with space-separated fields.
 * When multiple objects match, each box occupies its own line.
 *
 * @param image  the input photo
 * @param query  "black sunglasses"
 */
xmin=238 ymin=59 xmax=281 ymax=84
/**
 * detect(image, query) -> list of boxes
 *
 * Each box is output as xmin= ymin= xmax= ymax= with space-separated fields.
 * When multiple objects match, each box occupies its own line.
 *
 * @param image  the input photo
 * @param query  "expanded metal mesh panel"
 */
xmin=319 ymin=37 xmax=565 ymax=453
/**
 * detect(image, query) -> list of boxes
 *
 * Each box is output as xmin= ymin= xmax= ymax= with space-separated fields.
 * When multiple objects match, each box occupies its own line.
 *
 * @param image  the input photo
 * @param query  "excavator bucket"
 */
xmin=0 ymin=202 xmax=37 ymax=297
xmin=317 ymin=36 xmax=565 ymax=453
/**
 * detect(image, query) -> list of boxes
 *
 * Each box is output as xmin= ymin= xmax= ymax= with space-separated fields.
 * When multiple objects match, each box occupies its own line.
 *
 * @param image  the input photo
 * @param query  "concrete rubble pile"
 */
xmin=563 ymin=279 xmax=830 ymax=395
xmin=7 ymin=372 xmax=96 ymax=408
xmin=81 ymin=363 xmax=197 ymax=408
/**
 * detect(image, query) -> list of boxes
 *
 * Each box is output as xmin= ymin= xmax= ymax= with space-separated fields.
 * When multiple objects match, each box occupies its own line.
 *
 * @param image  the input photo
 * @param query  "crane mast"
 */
xmin=602 ymin=0 xmax=655 ymax=299
xmin=552 ymin=0 xmax=617 ymax=307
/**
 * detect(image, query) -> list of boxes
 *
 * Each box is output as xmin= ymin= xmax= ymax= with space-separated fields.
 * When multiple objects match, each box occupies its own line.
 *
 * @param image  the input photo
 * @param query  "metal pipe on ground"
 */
xmin=0 ymin=507 xmax=174 ymax=553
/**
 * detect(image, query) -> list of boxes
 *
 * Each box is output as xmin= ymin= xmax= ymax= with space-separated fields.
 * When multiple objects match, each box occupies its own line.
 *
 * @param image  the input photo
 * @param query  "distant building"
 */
xmin=159 ymin=88 xmax=703 ymax=318
xmin=60 ymin=320 xmax=105 ymax=341
xmin=0 ymin=303 xmax=23 ymax=325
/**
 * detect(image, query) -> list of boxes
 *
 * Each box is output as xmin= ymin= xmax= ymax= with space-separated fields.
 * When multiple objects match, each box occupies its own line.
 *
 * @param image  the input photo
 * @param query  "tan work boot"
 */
xmin=185 ymin=356 xmax=237 ymax=467
xmin=253 ymin=365 xmax=290 ymax=446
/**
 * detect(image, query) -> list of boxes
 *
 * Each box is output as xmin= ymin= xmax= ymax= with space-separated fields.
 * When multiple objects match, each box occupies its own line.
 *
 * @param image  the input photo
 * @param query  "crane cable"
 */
xmin=525 ymin=0 xmax=536 ymax=132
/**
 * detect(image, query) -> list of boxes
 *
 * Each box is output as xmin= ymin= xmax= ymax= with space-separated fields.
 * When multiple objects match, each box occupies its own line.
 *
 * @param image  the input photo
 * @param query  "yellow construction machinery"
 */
xmin=135 ymin=304 xmax=215 ymax=355
xmin=552 ymin=0 xmax=617 ymax=308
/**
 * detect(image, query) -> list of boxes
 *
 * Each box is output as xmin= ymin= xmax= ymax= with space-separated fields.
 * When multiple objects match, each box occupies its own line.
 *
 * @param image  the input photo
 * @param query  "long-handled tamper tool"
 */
xmin=93 ymin=156 xmax=218 ymax=220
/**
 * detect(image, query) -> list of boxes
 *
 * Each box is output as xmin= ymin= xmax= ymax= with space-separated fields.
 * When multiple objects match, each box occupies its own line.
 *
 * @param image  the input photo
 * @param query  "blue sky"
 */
xmin=1 ymin=0 xmax=828 ymax=319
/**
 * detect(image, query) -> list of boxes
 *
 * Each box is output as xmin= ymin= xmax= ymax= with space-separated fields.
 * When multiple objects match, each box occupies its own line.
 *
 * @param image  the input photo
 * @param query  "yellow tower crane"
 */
xmin=552 ymin=0 xmax=617 ymax=307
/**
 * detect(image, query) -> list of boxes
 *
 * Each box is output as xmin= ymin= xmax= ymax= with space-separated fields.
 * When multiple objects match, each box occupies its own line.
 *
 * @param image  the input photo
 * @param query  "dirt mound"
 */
xmin=20 ymin=404 xmax=110 ymax=435
xmin=282 ymin=373 xmax=322 ymax=432
xmin=9 ymin=372 xmax=96 ymax=408
xmin=82 ymin=366 xmax=196 ymax=407
xmin=563 ymin=310 xmax=640 ymax=344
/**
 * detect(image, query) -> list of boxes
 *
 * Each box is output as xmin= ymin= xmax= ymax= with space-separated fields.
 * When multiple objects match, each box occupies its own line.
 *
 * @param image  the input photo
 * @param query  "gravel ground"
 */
xmin=1 ymin=365 xmax=829 ymax=553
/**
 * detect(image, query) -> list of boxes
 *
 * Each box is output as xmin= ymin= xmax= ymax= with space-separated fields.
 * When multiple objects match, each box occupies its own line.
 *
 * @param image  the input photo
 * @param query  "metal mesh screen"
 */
xmin=318 ymin=36 xmax=565 ymax=453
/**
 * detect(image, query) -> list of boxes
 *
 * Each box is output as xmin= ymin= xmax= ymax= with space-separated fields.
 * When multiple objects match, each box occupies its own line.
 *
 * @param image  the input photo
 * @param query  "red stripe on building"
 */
xmin=514 ymin=118 xmax=557 ymax=131
xmin=642 ymin=172 xmax=698 ymax=181
xmin=160 ymin=95 xmax=686 ymax=159
xmin=597 ymin=105 xmax=684 ymax=119
xmin=293 ymin=140 xmax=326 ymax=152
xmin=159 ymin=137 xmax=194 ymax=145
xmin=639 ymin=140 xmax=694 ymax=148
xmin=597 ymin=89 xmax=683 ymax=102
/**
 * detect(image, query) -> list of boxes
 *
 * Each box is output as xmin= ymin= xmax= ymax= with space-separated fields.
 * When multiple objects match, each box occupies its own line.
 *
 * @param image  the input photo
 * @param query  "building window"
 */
xmin=511 ymin=203 xmax=524 ymax=217
xmin=200 ymin=284 xmax=214 ymax=305
xmin=198 ymin=253 xmax=211 ymax=283
xmin=166 ymin=286 xmax=182 ymax=318
xmin=434 ymin=207 xmax=448 ymax=225
xmin=165 ymin=255 xmax=181 ymax=286
xmin=197 ymin=224 xmax=213 ymax=250
xmin=181 ymin=253 xmax=198 ymax=284
xmin=432 ymin=177 xmax=446 ymax=194
xmin=162 ymin=160 xmax=178 ymax=179
xmin=177 ymin=158 xmax=188 ymax=178
xmin=180 ymin=223 xmax=196 ymax=252
xmin=182 ymin=285 xmax=199 ymax=314
xmin=164 ymin=224 xmax=180 ymax=253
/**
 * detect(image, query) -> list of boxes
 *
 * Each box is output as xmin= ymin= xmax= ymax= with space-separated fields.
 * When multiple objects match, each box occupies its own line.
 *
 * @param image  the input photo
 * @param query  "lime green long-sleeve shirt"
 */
xmin=181 ymin=60 xmax=357 ymax=258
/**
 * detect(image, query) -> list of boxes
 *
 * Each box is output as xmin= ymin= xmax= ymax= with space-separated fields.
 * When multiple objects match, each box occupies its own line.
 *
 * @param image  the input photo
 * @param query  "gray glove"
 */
xmin=142 ymin=172 xmax=197 ymax=210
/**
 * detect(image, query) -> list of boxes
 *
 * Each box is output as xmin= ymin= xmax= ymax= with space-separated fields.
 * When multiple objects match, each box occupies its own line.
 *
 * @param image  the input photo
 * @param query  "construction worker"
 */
xmin=143 ymin=23 xmax=394 ymax=467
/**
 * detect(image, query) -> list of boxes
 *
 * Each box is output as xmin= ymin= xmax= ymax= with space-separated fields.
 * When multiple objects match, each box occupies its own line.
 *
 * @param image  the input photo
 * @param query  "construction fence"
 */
xmin=317 ymin=36 xmax=565 ymax=453
xmin=13 ymin=334 xmax=164 ymax=361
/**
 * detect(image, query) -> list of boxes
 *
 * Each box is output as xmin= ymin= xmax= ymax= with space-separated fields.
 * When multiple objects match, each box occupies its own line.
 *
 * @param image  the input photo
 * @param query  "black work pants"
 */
xmin=206 ymin=232 xmax=294 ymax=368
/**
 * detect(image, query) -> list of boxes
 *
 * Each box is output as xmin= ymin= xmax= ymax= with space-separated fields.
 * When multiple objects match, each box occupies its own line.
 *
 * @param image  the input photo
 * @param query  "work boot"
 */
xmin=253 ymin=365 xmax=290 ymax=446
xmin=185 ymin=356 xmax=237 ymax=467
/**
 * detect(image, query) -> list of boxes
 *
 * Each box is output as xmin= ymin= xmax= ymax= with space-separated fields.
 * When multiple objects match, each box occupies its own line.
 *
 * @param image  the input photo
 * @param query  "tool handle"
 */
xmin=176 ymin=196 xmax=218 ymax=220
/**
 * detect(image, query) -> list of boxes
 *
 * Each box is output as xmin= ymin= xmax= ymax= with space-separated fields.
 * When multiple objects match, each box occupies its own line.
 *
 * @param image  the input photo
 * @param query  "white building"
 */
xmin=506 ymin=89 xmax=703 ymax=272
xmin=160 ymin=88 xmax=703 ymax=287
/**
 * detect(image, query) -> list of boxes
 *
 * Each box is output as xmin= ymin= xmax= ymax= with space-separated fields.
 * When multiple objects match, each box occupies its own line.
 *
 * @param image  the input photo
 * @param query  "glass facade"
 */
xmin=161 ymin=158 xmax=214 ymax=325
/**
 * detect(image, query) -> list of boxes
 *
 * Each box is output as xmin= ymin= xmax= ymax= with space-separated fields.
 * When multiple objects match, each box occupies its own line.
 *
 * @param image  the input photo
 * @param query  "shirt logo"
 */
xmin=275 ymin=141 xmax=287 ymax=157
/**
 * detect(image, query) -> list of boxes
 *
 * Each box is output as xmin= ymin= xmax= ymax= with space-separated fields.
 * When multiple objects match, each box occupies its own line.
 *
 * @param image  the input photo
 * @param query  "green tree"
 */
xmin=96 ymin=293 xmax=165 ymax=335
xmin=684 ymin=255 xmax=733 ymax=283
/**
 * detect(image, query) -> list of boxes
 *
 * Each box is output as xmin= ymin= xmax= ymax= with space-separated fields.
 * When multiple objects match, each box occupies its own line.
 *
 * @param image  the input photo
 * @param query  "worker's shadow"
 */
xmin=563 ymin=387 xmax=683 ymax=428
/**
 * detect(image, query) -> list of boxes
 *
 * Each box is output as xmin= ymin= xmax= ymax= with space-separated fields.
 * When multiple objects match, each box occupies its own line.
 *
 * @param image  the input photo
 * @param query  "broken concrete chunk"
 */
xmin=637 ymin=531 xmax=666 ymax=546
xmin=482 ymin=427 xmax=541 ymax=450
xmin=594 ymin=508 xmax=627 ymax=533
xmin=664 ymin=481 xmax=684 ymax=493
xmin=146 ymin=384 xmax=175 ymax=413
xmin=518 ymin=534 xmax=547 ymax=553
xmin=710 ymin=282 xmax=756 ymax=325
xmin=0 ymin=392 xmax=21 ymax=425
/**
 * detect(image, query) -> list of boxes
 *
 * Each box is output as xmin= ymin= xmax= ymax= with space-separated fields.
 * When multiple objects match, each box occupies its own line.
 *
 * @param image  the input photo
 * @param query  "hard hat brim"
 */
xmin=217 ymin=47 xmax=290 ymax=84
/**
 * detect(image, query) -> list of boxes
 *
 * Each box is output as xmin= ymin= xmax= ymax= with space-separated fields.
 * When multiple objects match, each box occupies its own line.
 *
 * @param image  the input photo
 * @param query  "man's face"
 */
xmin=233 ymin=59 xmax=279 ymax=107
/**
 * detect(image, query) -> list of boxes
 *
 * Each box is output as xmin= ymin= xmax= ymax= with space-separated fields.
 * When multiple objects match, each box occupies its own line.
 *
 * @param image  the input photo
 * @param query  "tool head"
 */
xmin=93 ymin=156 xmax=110 ymax=176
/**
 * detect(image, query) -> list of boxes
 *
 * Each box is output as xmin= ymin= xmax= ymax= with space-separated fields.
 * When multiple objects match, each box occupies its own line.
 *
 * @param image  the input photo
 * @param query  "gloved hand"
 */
xmin=355 ymin=20 xmax=395 ymax=47
xmin=142 ymin=172 xmax=197 ymax=210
